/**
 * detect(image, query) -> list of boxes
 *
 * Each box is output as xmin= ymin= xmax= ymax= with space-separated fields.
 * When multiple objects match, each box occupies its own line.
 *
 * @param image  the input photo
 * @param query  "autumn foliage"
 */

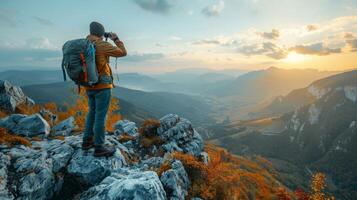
xmin=118 ymin=133 xmax=136 ymax=143
xmin=0 ymin=128 xmax=31 ymax=147
xmin=275 ymin=172 xmax=335 ymax=200
xmin=173 ymin=144 xmax=282 ymax=200
xmin=138 ymin=119 xmax=164 ymax=148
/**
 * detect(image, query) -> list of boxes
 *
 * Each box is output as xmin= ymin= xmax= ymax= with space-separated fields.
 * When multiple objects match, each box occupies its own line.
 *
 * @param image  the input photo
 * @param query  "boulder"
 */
xmin=52 ymin=117 xmax=77 ymax=136
xmin=0 ymin=114 xmax=50 ymax=137
xmin=18 ymin=168 xmax=55 ymax=200
xmin=157 ymin=114 xmax=204 ymax=157
xmin=39 ymin=140 xmax=74 ymax=173
xmin=0 ymin=153 xmax=13 ymax=200
xmin=80 ymin=170 xmax=166 ymax=200
xmin=7 ymin=139 xmax=74 ymax=200
xmin=39 ymin=108 xmax=57 ymax=125
xmin=160 ymin=160 xmax=190 ymax=200
xmin=0 ymin=80 xmax=29 ymax=112
xmin=67 ymin=148 xmax=127 ymax=186
xmin=114 ymin=119 xmax=138 ymax=136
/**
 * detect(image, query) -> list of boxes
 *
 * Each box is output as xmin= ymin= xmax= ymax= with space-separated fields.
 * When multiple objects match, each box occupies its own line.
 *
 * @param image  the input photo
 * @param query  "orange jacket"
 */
xmin=84 ymin=35 xmax=127 ymax=90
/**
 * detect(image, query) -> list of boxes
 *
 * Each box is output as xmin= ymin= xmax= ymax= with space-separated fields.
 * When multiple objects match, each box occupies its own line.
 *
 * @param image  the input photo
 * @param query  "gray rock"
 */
xmin=10 ymin=149 xmax=54 ymax=200
xmin=25 ymin=97 xmax=35 ymax=106
xmin=160 ymin=160 xmax=190 ymax=200
xmin=14 ymin=151 xmax=53 ymax=174
xmin=0 ymin=114 xmax=50 ymax=137
xmin=136 ymin=157 xmax=164 ymax=170
xmin=80 ymin=170 xmax=166 ymax=200
xmin=0 ymin=153 xmax=13 ymax=200
xmin=157 ymin=114 xmax=204 ymax=157
xmin=0 ymin=80 xmax=28 ymax=112
xmin=39 ymin=108 xmax=57 ymax=125
xmin=43 ymin=140 xmax=74 ymax=172
xmin=199 ymin=152 xmax=210 ymax=165
xmin=67 ymin=148 xmax=127 ymax=186
xmin=18 ymin=168 xmax=55 ymax=200
xmin=64 ymin=134 xmax=83 ymax=149
xmin=7 ymin=139 xmax=75 ymax=200
xmin=114 ymin=119 xmax=138 ymax=136
xmin=52 ymin=117 xmax=77 ymax=136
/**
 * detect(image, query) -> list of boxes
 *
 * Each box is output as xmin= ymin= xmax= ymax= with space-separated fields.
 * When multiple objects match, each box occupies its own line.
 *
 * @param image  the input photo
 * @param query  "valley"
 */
xmin=1 ymin=67 xmax=356 ymax=199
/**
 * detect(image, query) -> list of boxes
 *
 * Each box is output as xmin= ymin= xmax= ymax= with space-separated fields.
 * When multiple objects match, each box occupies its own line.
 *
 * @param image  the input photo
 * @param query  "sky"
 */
xmin=0 ymin=0 xmax=356 ymax=73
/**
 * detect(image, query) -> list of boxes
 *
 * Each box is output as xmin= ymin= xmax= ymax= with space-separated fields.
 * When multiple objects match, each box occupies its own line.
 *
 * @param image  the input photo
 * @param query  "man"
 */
xmin=81 ymin=21 xmax=127 ymax=157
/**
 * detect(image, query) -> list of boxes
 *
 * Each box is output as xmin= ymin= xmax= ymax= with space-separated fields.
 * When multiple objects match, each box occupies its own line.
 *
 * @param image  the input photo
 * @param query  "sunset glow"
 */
xmin=283 ymin=52 xmax=307 ymax=63
xmin=0 ymin=0 xmax=356 ymax=72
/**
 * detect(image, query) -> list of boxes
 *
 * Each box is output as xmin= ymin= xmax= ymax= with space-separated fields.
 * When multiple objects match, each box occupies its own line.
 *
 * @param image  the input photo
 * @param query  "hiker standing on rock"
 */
xmin=82 ymin=22 xmax=127 ymax=156
xmin=62 ymin=21 xmax=126 ymax=157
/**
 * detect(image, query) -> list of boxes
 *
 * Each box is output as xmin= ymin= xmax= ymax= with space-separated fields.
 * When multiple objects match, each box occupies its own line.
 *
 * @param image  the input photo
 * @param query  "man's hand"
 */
xmin=109 ymin=32 xmax=119 ymax=41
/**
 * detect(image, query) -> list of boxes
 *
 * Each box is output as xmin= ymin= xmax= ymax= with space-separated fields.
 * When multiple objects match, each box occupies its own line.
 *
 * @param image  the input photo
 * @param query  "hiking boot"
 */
xmin=82 ymin=137 xmax=94 ymax=150
xmin=94 ymin=145 xmax=116 ymax=157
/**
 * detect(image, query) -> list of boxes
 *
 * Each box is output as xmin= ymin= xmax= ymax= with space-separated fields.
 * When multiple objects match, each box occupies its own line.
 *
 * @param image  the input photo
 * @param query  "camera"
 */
xmin=104 ymin=32 xmax=112 ymax=39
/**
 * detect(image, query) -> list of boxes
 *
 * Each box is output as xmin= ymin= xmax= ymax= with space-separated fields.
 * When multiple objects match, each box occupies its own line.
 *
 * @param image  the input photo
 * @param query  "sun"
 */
xmin=283 ymin=52 xmax=307 ymax=63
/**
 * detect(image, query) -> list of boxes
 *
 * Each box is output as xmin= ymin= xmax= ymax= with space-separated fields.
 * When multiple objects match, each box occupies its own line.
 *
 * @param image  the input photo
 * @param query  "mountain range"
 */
xmin=211 ymin=70 xmax=357 ymax=199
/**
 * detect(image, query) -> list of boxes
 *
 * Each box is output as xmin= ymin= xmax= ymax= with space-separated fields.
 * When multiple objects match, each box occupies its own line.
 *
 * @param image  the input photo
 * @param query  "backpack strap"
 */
xmin=89 ymin=39 xmax=115 ymax=86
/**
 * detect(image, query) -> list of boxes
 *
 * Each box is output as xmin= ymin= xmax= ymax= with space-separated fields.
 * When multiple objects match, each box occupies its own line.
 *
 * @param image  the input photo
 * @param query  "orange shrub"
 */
xmin=0 ymin=110 xmax=9 ymax=118
xmin=31 ymin=137 xmax=43 ymax=142
xmin=156 ymin=161 xmax=172 ymax=176
xmin=173 ymin=144 xmax=281 ymax=200
xmin=0 ymin=128 xmax=31 ymax=147
xmin=49 ymin=135 xmax=65 ymax=141
xmin=118 ymin=133 xmax=136 ymax=143
xmin=309 ymin=173 xmax=335 ymax=200
xmin=138 ymin=119 xmax=163 ymax=148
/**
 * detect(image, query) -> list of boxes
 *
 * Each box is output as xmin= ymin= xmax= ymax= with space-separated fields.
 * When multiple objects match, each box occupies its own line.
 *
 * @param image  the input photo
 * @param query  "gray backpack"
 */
xmin=61 ymin=39 xmax=99 ymax=87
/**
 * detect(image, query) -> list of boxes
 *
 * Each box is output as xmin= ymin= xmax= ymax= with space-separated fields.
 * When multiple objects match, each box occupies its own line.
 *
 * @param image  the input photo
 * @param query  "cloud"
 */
xmin=202 ymin=0 xmax=225 ymax=17
xmin=0 ymin=9 xmax=20 ymax=27
xmin=0 ymin=47 xmax=61 ymax=67
xmin=259 ymin=29 xmax=280 ymax=40
xmin=0 ymin=37 xmax=61 ymax=67
xmin=192 ymin=39 xmax=221 ymax=45
xmin=290 ymin=43 xmax=341 ymax=55
xmin=33 ymin=16 xmax=53 ymax=26
xmin=306 ymin=24 xmax=318 ymax=32
xmin=346 ymin=39 xmax=357 ymax=52
xmin=169 ymin=36 xmax=182 ymax=41
xmin=25 ymin=37 xmax=57 ymax=49
xmin=133 ymin=0 xmax=173 ymax=14
xmin=121 ymin=53 xmax=165 ymax=62
xmin=344 ymin=32 xmax=354 ymax=39
xmin=237 ymin=42 xmax=288 ymax=59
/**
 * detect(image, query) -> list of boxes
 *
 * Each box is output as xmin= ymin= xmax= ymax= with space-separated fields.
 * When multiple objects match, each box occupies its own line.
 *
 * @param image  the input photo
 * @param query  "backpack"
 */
xmin=61 ymin=39 xmax=99 ymax=87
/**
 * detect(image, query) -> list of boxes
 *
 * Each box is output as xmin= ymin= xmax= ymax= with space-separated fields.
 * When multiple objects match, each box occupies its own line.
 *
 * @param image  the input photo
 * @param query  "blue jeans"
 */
xmin=83 ymin=88 xmax=111 ymax=146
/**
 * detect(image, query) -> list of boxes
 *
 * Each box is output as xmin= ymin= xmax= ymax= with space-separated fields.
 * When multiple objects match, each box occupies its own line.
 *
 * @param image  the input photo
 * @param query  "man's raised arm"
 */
xmin=103 ymin=32 xmax=127 ymax=57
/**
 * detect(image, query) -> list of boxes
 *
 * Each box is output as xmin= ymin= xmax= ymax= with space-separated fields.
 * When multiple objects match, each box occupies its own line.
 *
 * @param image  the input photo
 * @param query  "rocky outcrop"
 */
xmin=80 ymin=170 xmax=166 ymax=200
xmin=158 ymin=114 xmax=204 ymax=157
xmin=52 ymin=117 xmax=77 ymax=136
xmin=160 ymin=160 xmax=190 ymax=200
xmin=0 ymin=153 xmax=13 ymax=200
xmin=0 ymin=114 xmax=50 ymax=137
xmin=0 ymin=114 xmax=208 ymax=200
xmin=114 ymin=119 xmax=138 ymax=136
xmin=67 ymin=148 xmax=127 ymax=186
xmin=0 ymin=80 xmax=34 ymax=112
